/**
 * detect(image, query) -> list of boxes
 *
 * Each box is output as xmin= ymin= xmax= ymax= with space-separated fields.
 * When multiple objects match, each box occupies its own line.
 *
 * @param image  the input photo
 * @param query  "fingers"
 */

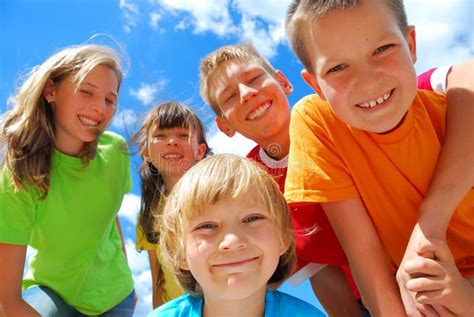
xmin=404 ymin=258 xmax=444 ymax=277
xmin=416 ymin=239 xmax=455 ymax=264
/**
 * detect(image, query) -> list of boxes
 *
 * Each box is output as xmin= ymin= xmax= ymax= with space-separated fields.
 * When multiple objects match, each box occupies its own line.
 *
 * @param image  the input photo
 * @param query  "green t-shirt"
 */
xmin=0 ymin=131 xmax=134 ymax=315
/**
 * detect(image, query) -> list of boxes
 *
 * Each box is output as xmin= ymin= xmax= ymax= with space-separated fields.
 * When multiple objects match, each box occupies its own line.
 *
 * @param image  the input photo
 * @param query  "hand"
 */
xmin=397 ymin=224 xmax=439 ymax=316
xmin=405 ymin=238 xmax=474 ymax=317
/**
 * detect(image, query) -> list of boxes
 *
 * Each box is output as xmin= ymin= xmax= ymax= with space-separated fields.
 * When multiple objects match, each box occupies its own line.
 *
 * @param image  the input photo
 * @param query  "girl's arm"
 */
xmin=0 ymin=243 xmax=40 ymax=317
xmin=147 ymin=250 xmax=165 ymax=308
xmin=322 ymin=198 xmax=407 ymax=317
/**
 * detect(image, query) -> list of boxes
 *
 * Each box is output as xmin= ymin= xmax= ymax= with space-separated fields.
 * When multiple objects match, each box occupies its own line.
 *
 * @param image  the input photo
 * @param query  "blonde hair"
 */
xmin=286 ymin=0 xmax=408 ymax=73
xmin=160 ymin=154 xmax=296 ymax=295
xmin=199 ymin=43 xmax=276 ymax=117
xmin=1 ymin=44 xmax=122 ymax=198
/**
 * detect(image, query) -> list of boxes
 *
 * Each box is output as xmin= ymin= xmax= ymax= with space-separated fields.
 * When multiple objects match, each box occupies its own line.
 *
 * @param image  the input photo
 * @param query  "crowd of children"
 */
xmin=1 ymin=0 xmax=473 ymax=316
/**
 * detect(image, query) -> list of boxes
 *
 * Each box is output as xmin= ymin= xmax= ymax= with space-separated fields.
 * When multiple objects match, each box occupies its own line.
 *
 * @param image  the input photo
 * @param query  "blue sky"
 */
xmin=2 ymin=0 xmax=473 ymax=315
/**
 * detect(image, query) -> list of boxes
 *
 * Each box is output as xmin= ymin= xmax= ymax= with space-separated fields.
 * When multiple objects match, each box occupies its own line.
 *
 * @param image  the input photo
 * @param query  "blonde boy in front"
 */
xmin=148 ymin=155 xmax=324 ymax=316
xmin=284 ymin=0 xmax=474 ymax=316
xmin=199 ymin=43 xmax=366 ymax=316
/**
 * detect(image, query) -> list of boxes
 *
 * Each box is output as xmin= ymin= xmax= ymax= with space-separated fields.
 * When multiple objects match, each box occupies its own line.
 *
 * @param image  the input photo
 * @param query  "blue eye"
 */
xmin=243 ymin=215 xmax=264 ymax=223
xmin=196 ymin=223 xmax=217 ymax=230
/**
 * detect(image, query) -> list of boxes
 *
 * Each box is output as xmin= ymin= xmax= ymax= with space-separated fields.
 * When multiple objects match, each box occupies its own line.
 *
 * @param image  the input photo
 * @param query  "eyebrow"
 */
xmin=82 ymin=82 xmax=118 ymax=98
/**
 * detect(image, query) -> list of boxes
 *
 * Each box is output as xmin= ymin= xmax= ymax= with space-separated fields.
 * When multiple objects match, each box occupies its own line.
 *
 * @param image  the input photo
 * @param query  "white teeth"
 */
xmin=358 ymin=91 xmax=391 ymax=108
xmin=163 ymin=154 xmax=182 ymax=159
xmin=247 ymin=102 xmax=271 ymax=120
xmin=79 ymin=115 xmax=99 ymax=126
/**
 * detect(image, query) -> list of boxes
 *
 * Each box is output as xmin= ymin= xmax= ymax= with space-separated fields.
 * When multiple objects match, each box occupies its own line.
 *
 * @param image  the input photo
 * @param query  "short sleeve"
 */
xmin=285 ymin=95 xmax=358 ymax=203
xmin=135 ymin=224 xmax=158 ymax=251
xmin=0 ymin=168 xmax=37 ymax=245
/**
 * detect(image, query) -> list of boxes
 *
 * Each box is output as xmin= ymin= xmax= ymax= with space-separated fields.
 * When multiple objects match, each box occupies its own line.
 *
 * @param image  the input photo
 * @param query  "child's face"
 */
xmin=182 ymin=192 xmax=286 ymax=301
xmin=145 ymin=127 xmax=206 ymax=176
xmin=212 ymin=61 xmax=293 ymax=144
xmin=45 ymin=65 xmax=118 ymax=155
xmin=302 ymin=0 xmax=418 ymax=133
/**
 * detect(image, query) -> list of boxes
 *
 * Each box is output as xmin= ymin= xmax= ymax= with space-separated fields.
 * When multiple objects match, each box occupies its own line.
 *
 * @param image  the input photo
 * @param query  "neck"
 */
xmin=260 ymin=133 xmax=290 ymax=160
xmin=161 ymin=172 xmax=181 ymax=195
xmin=202 ymin=288 xmax=266 ymax=317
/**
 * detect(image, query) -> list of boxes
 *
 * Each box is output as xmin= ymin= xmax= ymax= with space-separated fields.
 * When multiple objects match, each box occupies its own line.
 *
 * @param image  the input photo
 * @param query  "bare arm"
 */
xmin=0 ymin=243 xmax=40 ymax=317
xmin=147 ymin=250 xmax=164 ymax=309
xmin=397 ymin=60 xmax=474 ymax=316
xmin=310 ymin=265 xmax=362 ymax=316
xmin=115 ymin=217 xmax=128 ymax=258
xmin=322 ymin=198 xmax=406 ymax=317
xmin=419 ymin=59 xmax=474 ymax=233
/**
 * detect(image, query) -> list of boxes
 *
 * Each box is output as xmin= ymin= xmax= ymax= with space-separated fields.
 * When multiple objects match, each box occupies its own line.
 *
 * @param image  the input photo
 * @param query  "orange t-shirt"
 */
xmin=285 ymin=90 xmax=474 ymax=275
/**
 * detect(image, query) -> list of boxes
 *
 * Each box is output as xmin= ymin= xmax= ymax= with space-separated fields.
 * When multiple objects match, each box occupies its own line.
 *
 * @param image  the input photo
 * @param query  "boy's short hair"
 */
xmin=286 ymin=0 xmax=409 ymax=73
xmin=159 ymin=154 xmax=296 ymax=295
xmin=200 ymin=43 xmax=276 ymax=117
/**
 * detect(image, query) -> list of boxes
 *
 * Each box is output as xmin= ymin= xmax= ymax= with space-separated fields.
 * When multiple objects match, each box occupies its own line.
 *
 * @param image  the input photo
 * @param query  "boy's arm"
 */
xmin=397 ymin=60 xmax=474 ymax=313
xmin=322 ymin=197 xmax=406 ymax=317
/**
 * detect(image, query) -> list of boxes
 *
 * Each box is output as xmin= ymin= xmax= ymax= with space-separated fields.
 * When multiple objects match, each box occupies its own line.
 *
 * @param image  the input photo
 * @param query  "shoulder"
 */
xmin=292 ymin=94 xmax=336 ymax=126
xmin=265 ymin=290 xmax=325 ymax=316
xmin=99 ymin=131 xmax=127 ymax=147
xmin=148 ymin=294 xmax=202 ymax=317
xmin=246 ymin=145 xmax=261 ymax=159
xmin=415 ymin=89 xmax=447 ymax=110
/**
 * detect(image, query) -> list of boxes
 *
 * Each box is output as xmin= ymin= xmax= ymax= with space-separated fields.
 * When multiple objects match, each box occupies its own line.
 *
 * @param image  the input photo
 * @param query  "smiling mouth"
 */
xmin=356 ymin=89 xmax=393 ymax=109
xmin=78 ymin=115 xmax=100 ymax=126
xmin=246 ymin=101 xmax=271 ymax=121
xmin=162 ymin=153 xmax=183 ymax=159
xmin=213 ymin=257 xmax=259 ymax=268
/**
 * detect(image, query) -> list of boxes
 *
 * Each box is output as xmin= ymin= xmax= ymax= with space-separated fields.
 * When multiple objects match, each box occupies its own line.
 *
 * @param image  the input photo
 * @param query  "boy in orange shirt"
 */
xmin=285 ymin=0 xmax=473 ymax=316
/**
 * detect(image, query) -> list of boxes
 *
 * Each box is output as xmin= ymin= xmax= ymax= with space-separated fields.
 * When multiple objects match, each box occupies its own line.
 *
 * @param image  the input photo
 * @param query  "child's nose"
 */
xmin=239 ymin=83 xmax=258 ymax=104
xmin=167 ymin=137 xmax=178 ymax=146
xmin=218 ymin=232 xmax=247 ymax=252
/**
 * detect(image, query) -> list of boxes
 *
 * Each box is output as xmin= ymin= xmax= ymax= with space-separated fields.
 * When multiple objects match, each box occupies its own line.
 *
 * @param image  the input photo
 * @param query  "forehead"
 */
xmin=308 ymin=1 xmax=401 ymax=63
xmin=211 ymin=60 xmax=269 ymax=96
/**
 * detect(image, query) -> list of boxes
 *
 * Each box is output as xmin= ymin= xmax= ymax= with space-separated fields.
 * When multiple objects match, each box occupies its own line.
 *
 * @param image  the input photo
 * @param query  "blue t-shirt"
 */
xmin=148 ymin=290 xmax=325 ymax=317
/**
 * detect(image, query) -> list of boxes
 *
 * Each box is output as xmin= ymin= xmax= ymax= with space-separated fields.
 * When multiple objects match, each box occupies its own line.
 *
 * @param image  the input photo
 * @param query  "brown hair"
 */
xmin=200 ymin=43 xmax=276 ymax=117
xmin=286 ymin=0 xmax=408 ymax=73
xmin=132 ymin=101 xmax=211 ymax=300
xmin=1 ymin=44 xmax=122 ymax=199
xmin=160 ymin=154 xmax=296 ymax=295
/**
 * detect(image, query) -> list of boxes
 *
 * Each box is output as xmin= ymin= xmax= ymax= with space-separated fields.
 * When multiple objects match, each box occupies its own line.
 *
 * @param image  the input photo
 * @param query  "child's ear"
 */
xmin=42 ymin=79 xmax=56 ymax=103
xmin=274 ymin=70 xmax=293 ymax=95
xmin=216 ymin=117 xmax=236 ymax=137
xmin=301 ymin=69 xmax=327 ymax=101
xmin=195 ymin=143 xmax=207 ymax=160
xmin=406 ymin=25 xmax=417 ymax=64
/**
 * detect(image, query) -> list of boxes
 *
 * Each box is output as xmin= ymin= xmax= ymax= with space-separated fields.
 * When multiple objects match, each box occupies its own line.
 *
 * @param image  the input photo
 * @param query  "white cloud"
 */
xmin=207 ymin=127 xmax=256 ymax=156
xmin=149 ymin=12 xmax=161 ymax=30
xmin=118 ymin=193 xmax=141 ymax=225
xmin=112 ymin=108 xmax=139 ymax=132
xmin=405 ymin=0 xmax=474 ymax=72
xmin=158 ymin=0 xmax=237 ymax=36
xmin=130 ymin=80 xmax=166 ymax=106
xmin=119 ymin=0 xmax=140 ymax=33
xmin=124 ymin=238 xmax=153 ymax=316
